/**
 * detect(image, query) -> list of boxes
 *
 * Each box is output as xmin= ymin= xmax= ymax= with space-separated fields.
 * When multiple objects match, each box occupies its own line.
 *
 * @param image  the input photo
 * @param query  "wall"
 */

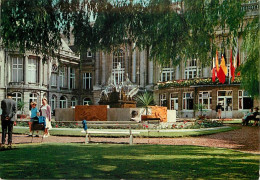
xmin=55 ymin=108 xmax=75 ymax=121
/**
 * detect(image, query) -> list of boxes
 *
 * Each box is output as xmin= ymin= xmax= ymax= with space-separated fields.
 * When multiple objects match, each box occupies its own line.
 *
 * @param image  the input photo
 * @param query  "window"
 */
xmin=60 ymin=96 xmax=67 ymax=108
xmin=161 ymin=68 xmax=174 ymax=82
xmin=159 ymin=94 xmax=167 ymax=107
xmin=59 ymin=66 xmax=68 ymax=88
xmin=112 ymin=49 xmax=125 ymax=84
xmin=29 ymin=93 xmax=38 ymax=110
xmin=198 ymin=91 xmax=212 ymax=109
xmin=28 ymin=58 xmax=37 ymax=83
xmin=13 ymin=92 xmax=22 ymax=108
xmin=83 ymin=98 xmax=91 ymax=105
xmin=183 ymin=92 xmax=194 ymax=110
xmin=238 ymin=90 xmax=253 ymax=110
xmin=70 ymin=68 xmax=76 ymax=89
xmin=12 ymin=57 xmax=23 ymax=82
xmin=87 ymin=51 xmax=92 ymax=57
xmin=51 ymin=73 xmax=57 ymax=87
xmin=83 ymin=73 xmax=92 ymax=89
xmin=51 ymin=95 xmax=57 ymax=113
xmin=71 ymin=97 xmax=77 ymax=107
xmin=184 ymin=59 xmax=199 ymax=79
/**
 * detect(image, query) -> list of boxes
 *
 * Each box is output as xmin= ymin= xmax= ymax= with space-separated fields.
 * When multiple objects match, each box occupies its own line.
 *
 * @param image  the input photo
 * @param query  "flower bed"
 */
xmin=158 ymin=77 xmax=241 ymax=89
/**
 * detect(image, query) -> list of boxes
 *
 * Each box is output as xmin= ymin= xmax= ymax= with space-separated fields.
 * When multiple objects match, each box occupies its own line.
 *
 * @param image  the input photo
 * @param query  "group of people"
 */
xmin=1 ymin=93 xmax=52 ymax=149
xmin=242 ymin=107 xmax=259 ymax=126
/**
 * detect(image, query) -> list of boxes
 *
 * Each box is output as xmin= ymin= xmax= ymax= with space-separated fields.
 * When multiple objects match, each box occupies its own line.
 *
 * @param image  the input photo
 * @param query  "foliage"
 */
xmin=135 ymin=91 xmax=154 ymax=107
xmin=17 ymin=100 xmax=26 ymax=112
xmin=239 ymin=17 xmax=259 ymax=98
xmin=158 ymin=77 xmax=241 ymax=89
xmin=0 ymin=0 xmax=246 ymax=65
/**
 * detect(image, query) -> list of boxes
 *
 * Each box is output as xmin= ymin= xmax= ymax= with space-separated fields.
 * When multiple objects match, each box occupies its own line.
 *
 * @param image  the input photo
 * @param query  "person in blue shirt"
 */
xmin=28 ymin=102 xmax=39 ymax=137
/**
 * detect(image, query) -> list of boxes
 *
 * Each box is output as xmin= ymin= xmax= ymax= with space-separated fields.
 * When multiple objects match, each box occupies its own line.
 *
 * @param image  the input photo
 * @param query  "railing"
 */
xmin=242 ymin=1 xmax=259 ymax=16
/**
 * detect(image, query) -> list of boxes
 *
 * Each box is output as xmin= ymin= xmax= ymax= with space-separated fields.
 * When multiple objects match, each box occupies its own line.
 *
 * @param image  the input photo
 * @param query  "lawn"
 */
xmin=0 ymin=144 xmax=259 ymax=179
xmin=9 ymin=126 xmax=240 ymax=138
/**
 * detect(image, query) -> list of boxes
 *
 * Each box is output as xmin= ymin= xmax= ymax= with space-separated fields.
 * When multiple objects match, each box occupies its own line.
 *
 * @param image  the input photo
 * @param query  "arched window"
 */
xmin=51 ymin=95 xmax=57 ymax=113
xmin=60 ymin=96 xmax=67 ymax=108
xmin=71 ymin=97 xmax=77 ymax=107
xmin=29 ymin=93 xmax=38 ymax=110
xmin=83 ymin=98 xmax=91 ymax=105
xmin=112 ymin=49 xmax=125 ymax=84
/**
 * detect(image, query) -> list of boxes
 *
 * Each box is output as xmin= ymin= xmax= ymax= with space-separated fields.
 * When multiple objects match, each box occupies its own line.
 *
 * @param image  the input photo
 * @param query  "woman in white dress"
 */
xmin=40 ymin=97 xmax=52 ymax=137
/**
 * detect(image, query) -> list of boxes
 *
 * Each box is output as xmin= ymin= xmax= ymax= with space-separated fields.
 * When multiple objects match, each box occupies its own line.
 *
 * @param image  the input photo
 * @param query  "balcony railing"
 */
xmin=242 ymin=1 xmax=259 ymax=16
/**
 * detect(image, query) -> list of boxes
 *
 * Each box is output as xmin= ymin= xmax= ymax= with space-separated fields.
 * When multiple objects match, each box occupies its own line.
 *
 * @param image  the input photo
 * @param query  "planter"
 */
xmin=17 ymin=114 xmax=27 ymax=119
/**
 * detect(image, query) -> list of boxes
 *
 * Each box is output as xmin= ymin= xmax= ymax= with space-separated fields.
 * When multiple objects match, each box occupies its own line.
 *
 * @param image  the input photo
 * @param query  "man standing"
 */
xmin=1 ymin=93 xmax=16 ymax=149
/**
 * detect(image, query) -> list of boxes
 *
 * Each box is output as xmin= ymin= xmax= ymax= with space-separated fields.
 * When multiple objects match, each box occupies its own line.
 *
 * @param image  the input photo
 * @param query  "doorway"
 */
xmin=217 ymin=90 xmax=233 ymax=118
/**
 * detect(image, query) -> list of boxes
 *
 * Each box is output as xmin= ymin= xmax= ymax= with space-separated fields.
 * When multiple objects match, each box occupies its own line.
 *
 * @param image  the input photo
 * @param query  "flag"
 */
xmin=230 ymin=48 xmax=235 ymax=82
xmin=212 ymin=58 xmax=216 ymax=82
xmin=216 ymin=50 xmax=219 ymax=72
xmin=217 ymin=67 xmax=226 ymax=84
xmin=220 ymin=54 xmax=228 ymax=75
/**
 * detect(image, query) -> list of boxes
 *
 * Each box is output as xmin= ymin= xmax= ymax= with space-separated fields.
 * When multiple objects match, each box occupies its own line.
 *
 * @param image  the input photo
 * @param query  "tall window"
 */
xmin=59 ymin=66 xmax=68 ymax=88
xmin=71 ymin=97 xmax=77 ymax=107
xmin=83 ymin=73 xmax=92 ymax=89
xmin=238 ymin=90 xmax=253 ymax=110
xmin=51 ymin=73 xmax=57 ymax=87
xmin=112 ymin=49 xmax=125 ymax=84
xmin=198 ymin=91 xmax=212 ymax=109
xmin=60 ymin=96 xmax=67 ymax=108
xmin=159 ymin=94 xmax=167 ymax=107
xmin=87 ymin=51 xmax=92 ymax=57
xmin=70 ymin=68 xmax=76 ymax=89
xmin=51 ymin=95 xmax=57 ymax=113
xmin=29 ymin=93 xmax=38 ymax=110
xmin=161 ymin=67 xmax=174 ymax=82
xmin=184 ymin=59 xmax=199 ymax=79
xmin=13 ymin=92 xmax=22 ymax=107
xmin=183 ymin=92 xmax=194 ymax=110
xmin=28 ymin=58 xmax=37 ymax=83
xmin=12 ymin=57 xmax=23 ymax=82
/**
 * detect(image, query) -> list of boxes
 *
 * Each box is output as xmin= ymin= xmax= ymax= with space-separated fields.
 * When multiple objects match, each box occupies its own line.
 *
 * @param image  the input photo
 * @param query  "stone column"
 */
xmin=175 ymin=65 xmax=180 ymax=80
xmin=140 ymin=50 xmax=145 ymax=87
xmin=68 ymin=66 xmax=71 ymax=90
xmin=39 ymin=57 xmax=43 ymax=86
xmin=95 ymin=52 xmax=100 ymax=86
xmin=101 ymin=52 xmax=106 ymax=85
xmin=24 ymin=55 xmax=28 ymax=84
xmin=148 ymin=59 xmax=153 ymax=84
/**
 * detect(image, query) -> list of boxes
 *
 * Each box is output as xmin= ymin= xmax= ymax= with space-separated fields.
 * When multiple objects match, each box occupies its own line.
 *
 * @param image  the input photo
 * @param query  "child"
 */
xmin=28 ymin=102 xmax=39 ymax=137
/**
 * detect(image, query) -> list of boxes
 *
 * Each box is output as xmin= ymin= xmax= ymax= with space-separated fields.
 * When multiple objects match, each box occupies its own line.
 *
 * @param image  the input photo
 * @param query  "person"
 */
xmin=1 ymin=93 xmax=16 ymax=149
xmin=242 ymin=108 xmax=253 ymax=126
xmin=216 ymin=103 xmax=222 ymax=119
xmin=39 ymin=97 xmax=52 ymax=138
xmin=252 ymin=107 xmax=259 ymax=126
xmin=242 ymin=107 xmax=258 ymax=126
xmin=28 ymin=102 xmax=39 ymax=137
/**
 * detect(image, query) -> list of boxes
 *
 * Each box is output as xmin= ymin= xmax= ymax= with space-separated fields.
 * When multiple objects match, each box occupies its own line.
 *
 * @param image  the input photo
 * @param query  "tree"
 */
xmin=0 ymin=0 xmax=246 ymax=65
xmin=239 ymin=17 xmax=259 ymax=98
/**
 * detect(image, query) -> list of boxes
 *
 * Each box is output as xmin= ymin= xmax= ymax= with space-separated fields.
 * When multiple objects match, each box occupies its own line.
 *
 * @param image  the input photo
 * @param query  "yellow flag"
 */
xmin=220 ymin=54 xmax=228 ymax=75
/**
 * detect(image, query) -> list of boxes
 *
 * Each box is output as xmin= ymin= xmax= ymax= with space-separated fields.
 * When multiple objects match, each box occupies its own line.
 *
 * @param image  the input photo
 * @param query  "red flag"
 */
xmin=212 ymin=58 xmax=216 ymax=82
xmin=218 ymin=67 xmax=226 ymax=84
xmin=230 ymin=49 xmax=235 ymax=82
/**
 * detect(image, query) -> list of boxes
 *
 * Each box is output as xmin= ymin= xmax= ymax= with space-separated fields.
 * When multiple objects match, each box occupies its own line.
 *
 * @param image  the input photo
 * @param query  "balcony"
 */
xmin=242 ymin=1 xmax=259 ymax=16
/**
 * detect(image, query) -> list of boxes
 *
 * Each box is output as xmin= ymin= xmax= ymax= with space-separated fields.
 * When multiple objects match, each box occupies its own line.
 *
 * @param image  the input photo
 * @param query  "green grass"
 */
xmin=9 ymin=126 xmax=240 ymax=138
xmin=222 ymin=120 xmax=242 ymax=124
xmin=0 ymin=144 xmax=259 ymax=179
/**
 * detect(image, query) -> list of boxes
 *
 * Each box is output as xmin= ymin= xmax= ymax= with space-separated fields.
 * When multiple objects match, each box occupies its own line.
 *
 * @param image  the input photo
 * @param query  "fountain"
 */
xmin=99 ymin=66 xmax=139 ymax=108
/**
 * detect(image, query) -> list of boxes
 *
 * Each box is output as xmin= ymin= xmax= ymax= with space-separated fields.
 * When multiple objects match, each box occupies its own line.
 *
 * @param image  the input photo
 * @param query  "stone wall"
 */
xmin=55 ymin=108 xmax=75 ymax=121
xmin=75 ymin=105 xmax=108 ymax=121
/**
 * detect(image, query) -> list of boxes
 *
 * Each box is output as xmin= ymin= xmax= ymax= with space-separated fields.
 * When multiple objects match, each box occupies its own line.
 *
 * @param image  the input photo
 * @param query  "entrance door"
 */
xmin=170 ymin=98 xmax=178 ymax=111
xmin=217 ymin=91 xmax=233 ymax=118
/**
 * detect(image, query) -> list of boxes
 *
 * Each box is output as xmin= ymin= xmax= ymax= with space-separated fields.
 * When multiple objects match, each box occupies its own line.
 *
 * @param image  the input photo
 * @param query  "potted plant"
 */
xmin=135 ymin=91 xmax=154 ymax=120
xmin=17 ymin=100 xmax=27 ymax=119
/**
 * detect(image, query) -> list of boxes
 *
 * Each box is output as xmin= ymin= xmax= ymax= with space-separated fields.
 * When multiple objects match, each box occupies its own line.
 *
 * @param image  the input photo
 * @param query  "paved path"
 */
xmin=8 ymin=125 xmax=260 ymax=154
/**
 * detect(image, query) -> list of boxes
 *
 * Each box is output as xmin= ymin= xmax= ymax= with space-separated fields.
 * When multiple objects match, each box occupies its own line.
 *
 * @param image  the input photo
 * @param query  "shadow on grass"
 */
xmin=0 ymin=144 xmax=259 ymax=179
